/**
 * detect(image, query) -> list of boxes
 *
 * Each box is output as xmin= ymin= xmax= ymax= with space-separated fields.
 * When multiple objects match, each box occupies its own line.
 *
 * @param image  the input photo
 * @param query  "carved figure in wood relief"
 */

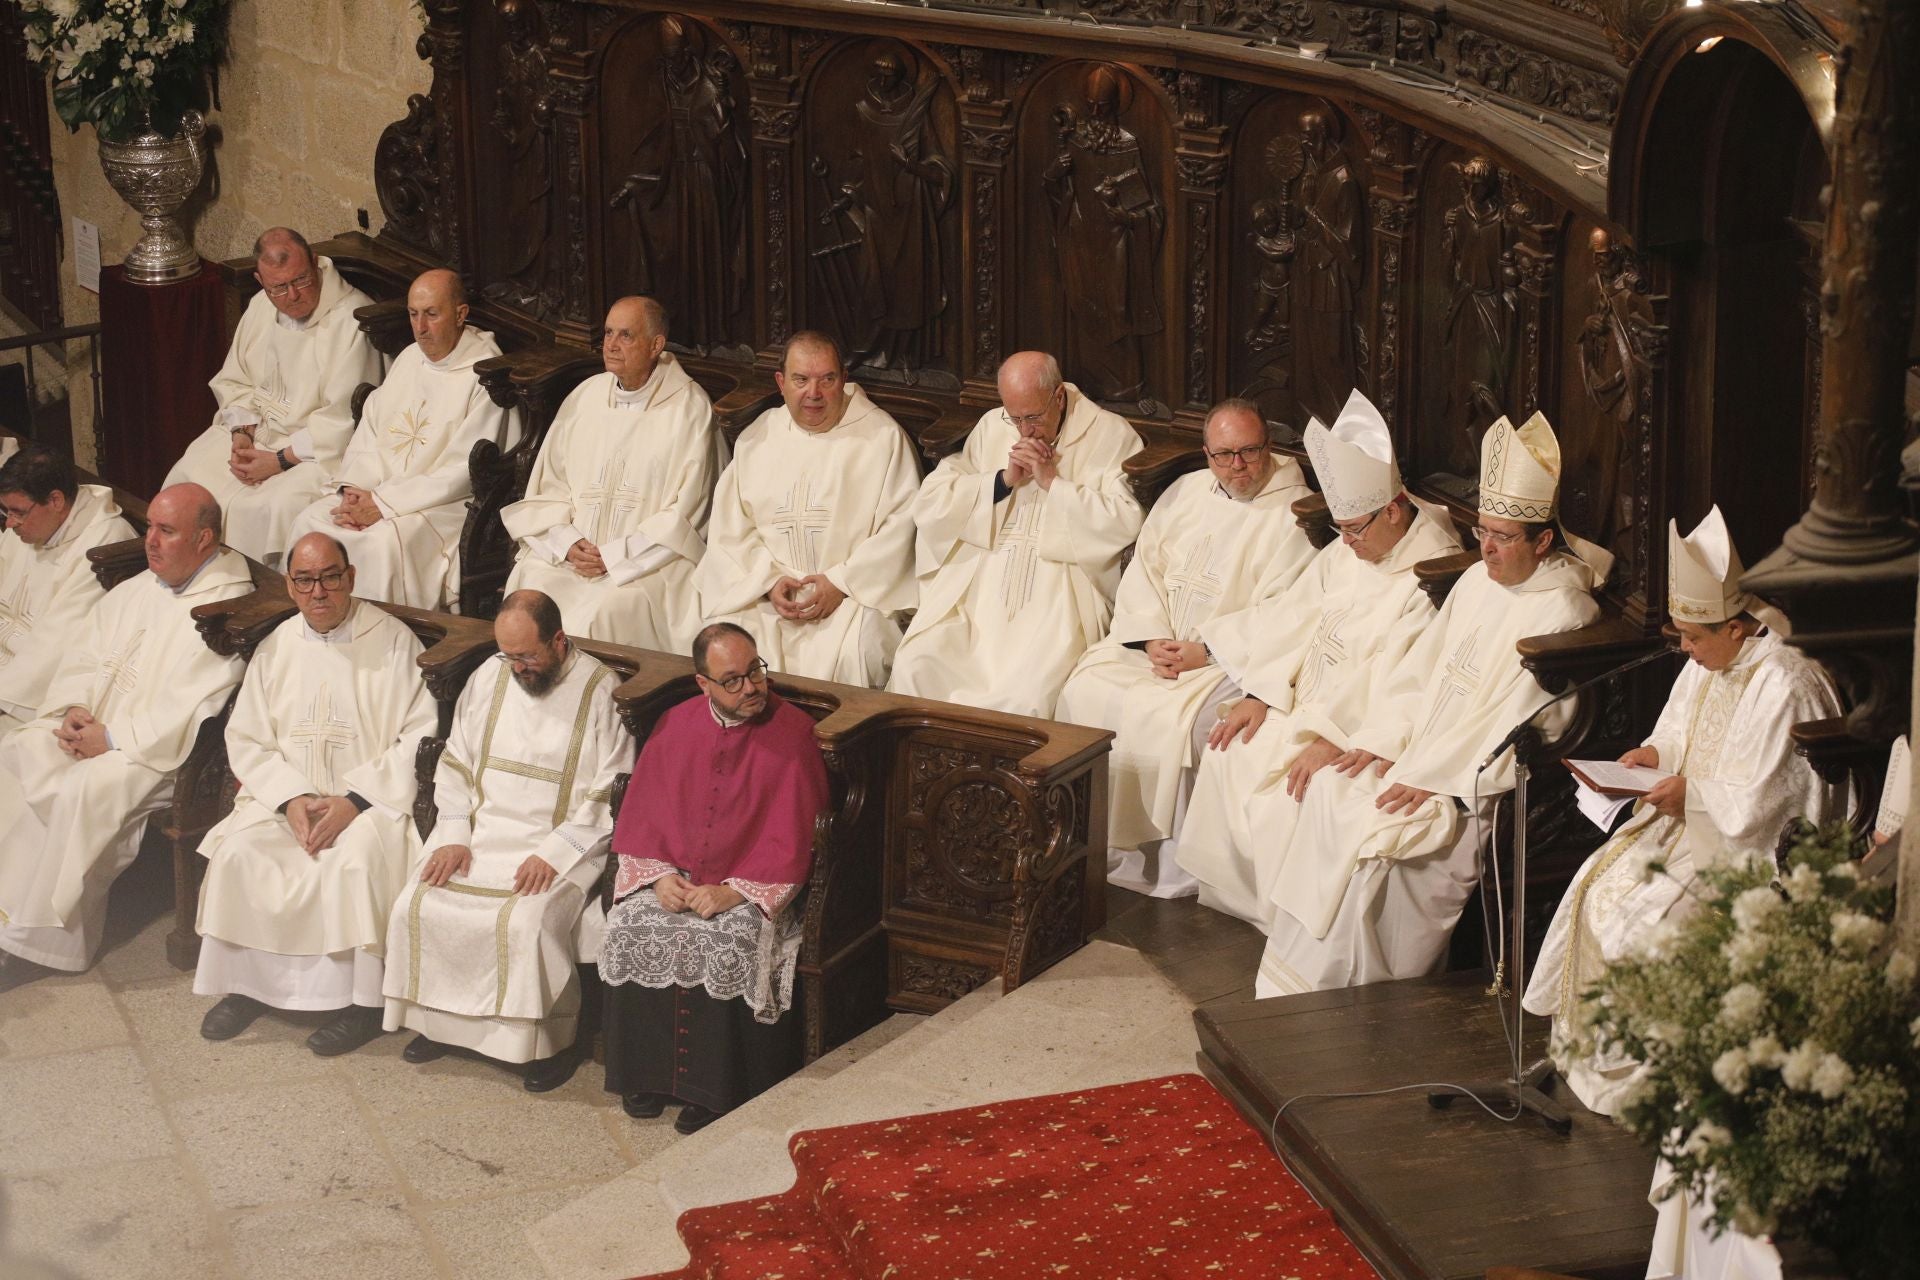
xmin=1441 ymin=156 xmax=1519 ymax=456
xmin=1293 ymin=110 xmax=1361 ymax=425
xmin=1576 ymin=227 xmax=1648 ymax=548
xmin=486 ymin=0 xmax=552 ymax=311
xmin=810 ymin=47 xmax=955 ymax=375
xmin=608 ymin=16 xmax=748 ymax=351
xmin=1243 ymin=198 xmax=1295 ymax=356
xmin=1044 ymin=66 xmax=1165 ymax=403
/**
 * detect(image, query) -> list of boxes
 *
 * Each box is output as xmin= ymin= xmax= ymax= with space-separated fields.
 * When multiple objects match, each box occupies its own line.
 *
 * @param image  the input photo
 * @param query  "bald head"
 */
xmin=603 ymin=296 xmax=669 ymax=389
xmin=253 ymin=227 xmax=312 ymax=271
xmin=145 ymin=482 xmax=222 ymax=587
xmin=253 ymin=227 xmax=320 ymax=321
xmin=998 ymin=351 xmax=1063 ymax=401
xmin=997 ymin=351 xmax=1067 ymax=442
xmin=408 ymin=268 xmax=470 ymax=363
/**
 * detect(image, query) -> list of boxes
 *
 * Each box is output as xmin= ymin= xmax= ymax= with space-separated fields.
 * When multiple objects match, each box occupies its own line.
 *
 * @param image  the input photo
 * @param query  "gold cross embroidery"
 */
xmin=768 ymin=480 xmax=833 ymax=574
xmin=1162 ymin=535 xmax=1223 ymax=639
xmin=289 ymin=687 xmax=357 ymax=790
xmin=0 ymin=578 xmax=35 ymax=667
xmin=385 ymin=401 xmax=433 ymax=469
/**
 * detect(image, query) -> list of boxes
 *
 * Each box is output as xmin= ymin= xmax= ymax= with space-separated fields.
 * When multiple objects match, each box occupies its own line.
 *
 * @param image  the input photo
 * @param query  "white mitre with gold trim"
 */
xmin=1667 ymin=505 xmax=1755 ymax=625
xmin=1478 ymin=411 xmax=1614 ymax=581
xmin=1304 ymin=389 xmax=1401 ymax=521
xmin=1875 ymin=735 xmax=1910 ymax=842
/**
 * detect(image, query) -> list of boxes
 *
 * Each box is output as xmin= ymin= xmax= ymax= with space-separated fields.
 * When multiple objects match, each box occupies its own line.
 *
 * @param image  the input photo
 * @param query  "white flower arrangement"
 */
xmin=1582 ymin=823 xmax=1920 ymax=1277
xmin=14 ymin=0 xmax=227 ymax=142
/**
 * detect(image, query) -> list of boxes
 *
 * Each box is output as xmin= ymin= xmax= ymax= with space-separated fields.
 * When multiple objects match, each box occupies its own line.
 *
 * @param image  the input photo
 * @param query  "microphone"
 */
xmin=1477 ymin=643 xmax=1680 ymax=773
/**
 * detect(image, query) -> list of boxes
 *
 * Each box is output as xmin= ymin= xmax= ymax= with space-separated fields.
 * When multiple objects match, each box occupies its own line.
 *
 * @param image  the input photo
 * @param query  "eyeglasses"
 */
xmin=260 ymin=271 xmax=315 ymax=300
xmin=1002 ymin=389 xmax=1064 ymax=430
xmin=1471 ymin=525 xmax=1527 ymax=547
xmin=288 ymin=569 xmax=349 ymax=594
xmin=1335 ymin=508 xmax=1383 ymax=542
xmin=1 ymin=498 xmax=38 ymax=524
xmin=707 ymin=658 xmax=770 ymax=694
xmin=1205 ymin=445 xmax=1268 ymax=468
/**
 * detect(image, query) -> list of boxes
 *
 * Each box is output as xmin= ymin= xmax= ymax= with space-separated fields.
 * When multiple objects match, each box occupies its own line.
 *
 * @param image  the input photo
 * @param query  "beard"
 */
xmin=513 ymin=662 xmax=562 ymax=696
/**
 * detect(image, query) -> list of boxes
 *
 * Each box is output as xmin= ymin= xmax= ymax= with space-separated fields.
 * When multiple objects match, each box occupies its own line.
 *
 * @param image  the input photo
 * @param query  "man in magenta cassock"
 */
xmin=598 ymin=621 xmax=829 ymax=1134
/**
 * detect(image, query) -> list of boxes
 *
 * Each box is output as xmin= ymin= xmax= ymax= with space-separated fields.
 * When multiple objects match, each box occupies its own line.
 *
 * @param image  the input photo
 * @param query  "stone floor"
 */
xmin=0 ymin=849 xmax=1260 ymax=1280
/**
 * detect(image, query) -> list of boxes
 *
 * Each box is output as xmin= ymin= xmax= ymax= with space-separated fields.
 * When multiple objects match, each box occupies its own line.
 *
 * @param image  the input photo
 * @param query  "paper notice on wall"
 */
xmin=74 ymin=218 xmax=101 ymax=293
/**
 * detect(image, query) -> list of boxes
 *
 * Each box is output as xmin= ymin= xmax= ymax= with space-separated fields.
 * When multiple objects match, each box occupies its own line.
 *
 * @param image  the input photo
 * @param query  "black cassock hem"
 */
xmin=600 ymin=980 xmax=802 ymax=1115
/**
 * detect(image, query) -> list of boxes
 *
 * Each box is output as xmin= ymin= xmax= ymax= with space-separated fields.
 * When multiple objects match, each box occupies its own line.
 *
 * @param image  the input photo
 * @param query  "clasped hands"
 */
xmin=53 ymin=706 xmax=108 ymax=760
xmin=419 ymin=844 xmax=560 ymax=895
xmin=1327 ymin=747 xmax=1433 ymax=816
xmin=566 ymin=538 xmax=608 ymax=580
xmin=652 ymin=872 xmax=745 ymax=920
xmin=285 ymin=793 xmax=361 ymax=857
xmin=1620 ymin=744 xmax=1686 ymax=817
xmin=769 ymin=574 xmax=845 ymax=623
xmin=1002 ymin=437 xmax=1058 ymax=491
xmin=226 ymin=429 xmax=281 ymax=487
xmin=1144 ymin=638 xmax=1207 ymax=681
xmin=329 ymin=486 xmax=384 ymax=530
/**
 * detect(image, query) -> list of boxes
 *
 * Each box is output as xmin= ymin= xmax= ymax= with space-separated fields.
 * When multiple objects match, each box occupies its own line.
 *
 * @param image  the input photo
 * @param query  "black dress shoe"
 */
xmin=200 ymin=994 xmax=269 ymax=1041
xmin=674 ymin=1103 xmax=720 ymax=1135
xmin=402 ymin=1033 xmax=450 ymax=1064
xmin=306 ymin=1005 xmax=384 ymax=1057
xmin=622 ymin=1092 xmax=669 ymax=1119
xmin=0 ymin=952 xmax=57 ymax=995
xmin=523 ymin=1050 xmax=581 ymax=1094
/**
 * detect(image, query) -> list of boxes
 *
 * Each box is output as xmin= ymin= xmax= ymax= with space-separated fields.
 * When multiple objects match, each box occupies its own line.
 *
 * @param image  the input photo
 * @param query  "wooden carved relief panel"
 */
xmin=479 ymin=0 xmax=555 ymax=313
xmin=598 ymin=13 xmax=752 ymax=353
xmin=797 ymin=39 xmax=960 ymax=387
xmin=1226 ymin=91 xmax=1368 ymax=439
xmin=1014 ymin=62 xmax=1175 ymax=411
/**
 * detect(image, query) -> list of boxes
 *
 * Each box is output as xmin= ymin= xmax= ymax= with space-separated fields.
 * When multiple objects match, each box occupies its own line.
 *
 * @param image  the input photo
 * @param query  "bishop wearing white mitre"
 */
xmin=502 ymin=295 xmax=723 ymax=649
xmin=192 ymin=534 xmax=437 ymax=1057
xmin=165 ymin=228 xmax=383 ymax=563
xmin=1055 ymin=398 xmax=1314 ymax=897
xmin=887 ymin=351 xmax=1145 ymax=717
xmin=0 ymin=485 xmax=253 ymax=989
xmin=0 ymin=445 xmax=137 ymax=731
xmin=1254 ymin=412 xmax=1608 ymax=997
xmin=1525 ymin=506 xmax=1842 ymax=1116
xmin=1177 ymin=391 xmax=1463 ymax=924
xmin=382 ymin=591 xmax=632 ymax=1091
xmin=695 ymin=332 xmax=919 ymax=687
xmin=287 ymin=269 xmax=516 ymax=609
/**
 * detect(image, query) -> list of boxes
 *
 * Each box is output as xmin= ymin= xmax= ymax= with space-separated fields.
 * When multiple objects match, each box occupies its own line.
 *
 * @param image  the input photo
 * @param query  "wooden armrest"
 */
xmin=352 ymin=298 xmax=413 ymax=358
xmin=1414 ymin=550 xmax=1481 ymax=609
xmin=350 ymin=381 xmax=377 ymax=426
xmin=1790 ymin=715 xmax=1886 ymax=792
xmin=86 ymin=537 xmax=150 ymax=590
xmin=1123 ymin=438 xmax=1207 ymax=508
xmin=474 ymin=343 xmax=604 ymax=413
xmin=192 ymin=582 xmax=298 ymax=660
xmin=1517 ymin=614 xmax=1667 ymax=690
xmin=914 ymin=403 xmax=984 ymax=464
xmin=1291 ymin=491 xmax=1335 ymax=548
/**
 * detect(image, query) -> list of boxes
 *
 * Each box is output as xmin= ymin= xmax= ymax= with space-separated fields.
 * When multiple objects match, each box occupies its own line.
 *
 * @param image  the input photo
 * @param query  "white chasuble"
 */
xmin=1257 ymin=553 xmax=1600 ymax=996
xmin=1056 ymin=464 xmax=1313 ymax=865
xmin=0 ymin=485 xmax=137 ymax=729
xmin=1177 ymin=506 xmax=1463 ymax=924
xmin=887 ymin=386 xmax=1145 ymax=717
xmin=502 ymin=359 xmax=724 ymax=651
xmin=381 ymin=650 xmax=632 ymax=1062
xmin=0 ymin=551 xmax=253 ymax=969
xmin=289 ymin=326 xmax=515 ymax=609
xmin=1524 ymin=629 xmax=1842 ymax=1116
xmin=694 ymin=385 xmax=919 ymax=687
xmin=195 ymin=603 xmax=436 ymax=958
xmin=166 ymin=257 xmax=384 ymax=561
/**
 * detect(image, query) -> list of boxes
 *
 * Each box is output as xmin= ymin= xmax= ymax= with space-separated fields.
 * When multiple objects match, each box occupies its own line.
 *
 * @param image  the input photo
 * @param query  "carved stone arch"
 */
xmin=1011 ymin=60 xmax=1177 ymax=411
xmin=1225 ymin=89 xmax=1370 ymax=442
xmin=796 ymin=36 xmax=962 ymax=387
xmin=595 ymin=13 xmax=754 ymax=353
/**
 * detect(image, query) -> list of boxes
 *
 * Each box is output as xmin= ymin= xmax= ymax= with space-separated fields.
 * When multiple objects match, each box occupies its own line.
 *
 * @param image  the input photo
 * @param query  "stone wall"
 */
xmin=22 ymin=0 xmax=431 ymax=466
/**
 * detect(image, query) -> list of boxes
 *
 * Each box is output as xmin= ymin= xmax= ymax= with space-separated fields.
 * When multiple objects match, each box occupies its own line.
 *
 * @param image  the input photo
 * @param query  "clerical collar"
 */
xmin=611 ymin=371 xmax=654 ymax=408
xmin=302 ymin=599 xmax=357 ymax=645
xmin=708 ymin=697 xmax=751 ymax=729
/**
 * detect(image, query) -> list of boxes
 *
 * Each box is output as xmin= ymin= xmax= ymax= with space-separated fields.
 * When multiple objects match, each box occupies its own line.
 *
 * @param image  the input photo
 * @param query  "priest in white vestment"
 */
xmin=888 ymin=351 xmax=1145 ymax=717
xmin=0 ymin=485 xmax=253 ymax=989
xmin=502 ymin=295 xmax=723 ymax=649
xmin=192 ymin=534 xmax=437 ymax=1056
xmin=165 ymin=228 xmax=383 ymax=563
xmin=694 ymin=332 xmax=919 ymax=686
xmin=1056 ymin=399 xmax=1314 ymax=897
xmin=0 ymin=445 xmax=137 ymax=730
xmin=382 ymin=590 xmax=632 ymax=1091
xmin=1177 ymin=392 xmax=1464 ymax=924
xmin=1254 ymin=412 xmax=1609 ymax=997
xmin=1525 ymin=506 xmax=1843 ymax=1116
xmin=287 ymin=269 xmax=517 ymax=609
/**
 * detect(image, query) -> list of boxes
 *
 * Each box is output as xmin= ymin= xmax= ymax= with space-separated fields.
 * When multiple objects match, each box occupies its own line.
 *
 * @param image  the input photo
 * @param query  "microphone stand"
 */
xmin=1428 ymin=643 xmax=1678 ymax=1135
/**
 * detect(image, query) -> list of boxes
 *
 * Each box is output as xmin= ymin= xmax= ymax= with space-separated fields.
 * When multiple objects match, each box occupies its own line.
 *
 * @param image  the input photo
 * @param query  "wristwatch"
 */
xmin=276 ymin=447 xmax=295 ymax=472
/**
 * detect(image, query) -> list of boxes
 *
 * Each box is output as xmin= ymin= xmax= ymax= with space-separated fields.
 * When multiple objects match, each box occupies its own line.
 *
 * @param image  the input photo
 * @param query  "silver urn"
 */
xmin=96 ymin=109 xmax=208 ymax=285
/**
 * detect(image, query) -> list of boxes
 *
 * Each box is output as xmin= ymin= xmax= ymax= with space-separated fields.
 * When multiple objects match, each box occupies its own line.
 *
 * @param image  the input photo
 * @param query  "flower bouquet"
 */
xmin=15 ymin=0 xmax=228 ymax=143
xmin=1580 ymin=822 xmax=1920 ymax=1277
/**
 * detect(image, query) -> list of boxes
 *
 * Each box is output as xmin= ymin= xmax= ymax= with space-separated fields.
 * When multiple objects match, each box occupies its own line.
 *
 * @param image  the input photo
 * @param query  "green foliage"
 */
xmin=15 ymin=0 xmax=230 ymax=143
xmin=1580 ymin=823 xmax=1920 ymax=1276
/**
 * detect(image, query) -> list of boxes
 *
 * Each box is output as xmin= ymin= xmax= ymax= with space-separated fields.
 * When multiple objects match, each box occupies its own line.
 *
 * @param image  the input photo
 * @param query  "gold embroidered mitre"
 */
xmin=1667 ymin=504 xmax=1753 ymax=625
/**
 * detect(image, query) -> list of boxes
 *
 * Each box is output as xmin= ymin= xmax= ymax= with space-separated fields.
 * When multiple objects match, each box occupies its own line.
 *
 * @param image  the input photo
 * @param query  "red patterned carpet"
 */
xmin=638 ymin=1073 xmax=1378 ymax=1279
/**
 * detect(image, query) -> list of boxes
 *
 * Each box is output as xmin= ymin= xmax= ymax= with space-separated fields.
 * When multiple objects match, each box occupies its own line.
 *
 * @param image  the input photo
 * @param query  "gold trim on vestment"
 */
xmin=440 ymin=751 xmax=474 ymax=789
xmin=403 ymin=878 xmax=520 ymax=1011
xmin=473 ymin=662 xmax=512 ymax=810
xmin=482 ymin=757 xmax=563 ymax=785
xmin=552 ymin=663 xmax=612 ymax=827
